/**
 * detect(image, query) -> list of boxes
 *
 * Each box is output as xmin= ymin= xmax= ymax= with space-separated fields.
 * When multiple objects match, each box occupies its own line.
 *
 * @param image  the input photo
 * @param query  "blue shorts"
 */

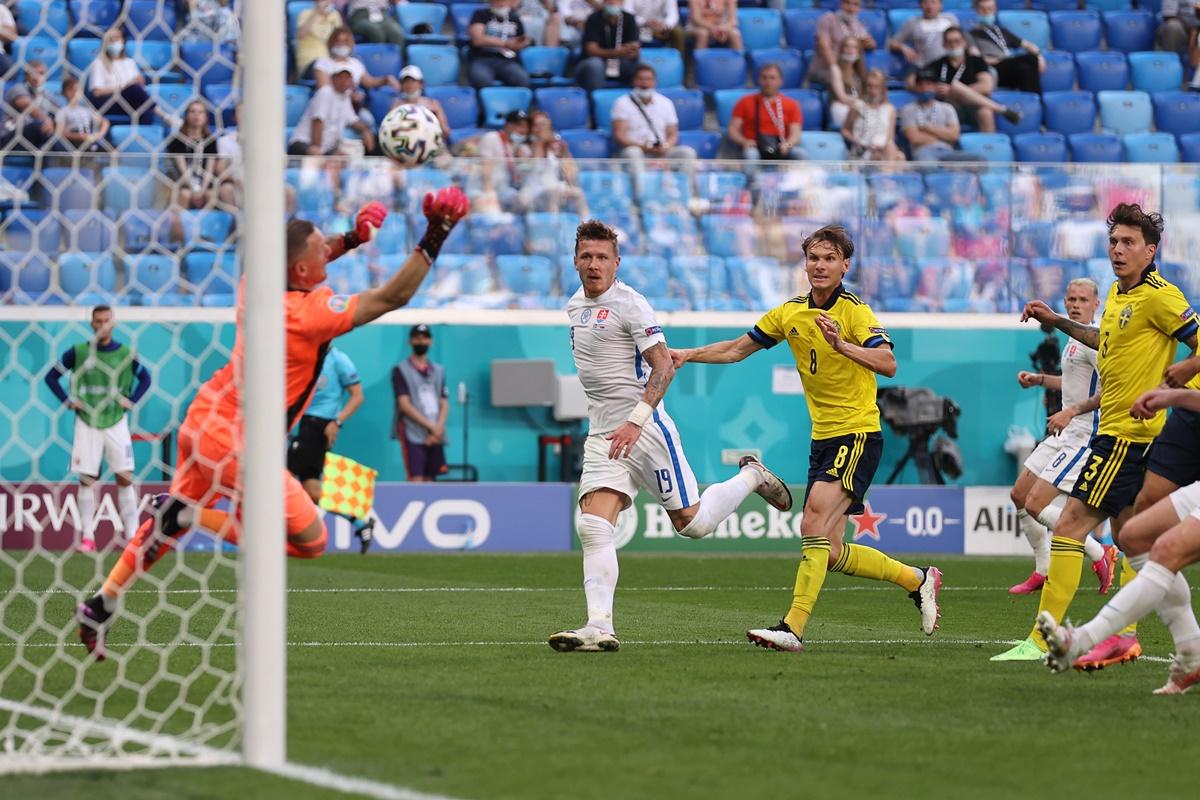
xmin=402 ymin=439 xmax=446 ymax=480
xmin=1148 ymin=408 xmax=1200 ymax=489
xmin=805 ymin=431 xmax=884 ymax=516
xmin=1070 ymin=435 xmax=1152 ymax=517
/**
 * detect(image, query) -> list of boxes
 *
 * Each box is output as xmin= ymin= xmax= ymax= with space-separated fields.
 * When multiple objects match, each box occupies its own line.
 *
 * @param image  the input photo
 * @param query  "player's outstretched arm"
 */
xmin=1131 ymin=387 xmax=1200 ymax=419
xmin=607 ymin=343 xmax=675 ymax=460
xmin=1017 ymin=370 xmax=1061 ymax=391
xmin=352 ymin=187 xmax=469 ymax=328
xmin=816 ymin=313 xmax=897 ymax=378
xmin=1022 ymin=299 xmax=1099 ymax=349
xmin=671 ymin=334 xmax=762 ymax=368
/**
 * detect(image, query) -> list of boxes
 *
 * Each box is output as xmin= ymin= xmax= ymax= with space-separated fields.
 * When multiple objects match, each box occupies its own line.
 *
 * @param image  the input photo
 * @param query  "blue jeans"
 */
xmin=467 ymin=56 xmax=531 ymax=89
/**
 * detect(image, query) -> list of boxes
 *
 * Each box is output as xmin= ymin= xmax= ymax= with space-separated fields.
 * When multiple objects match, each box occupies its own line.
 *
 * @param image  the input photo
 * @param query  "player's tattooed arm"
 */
xmin=1021 ymin=300 xmax=1099 ymax=349
xmin=670 ymin=334 xmax=762 ymax=368
xmin=1047 ymin=389 xmax=1100 ymax=435
xmin=606 ymin=343 xmax=675 ymax=460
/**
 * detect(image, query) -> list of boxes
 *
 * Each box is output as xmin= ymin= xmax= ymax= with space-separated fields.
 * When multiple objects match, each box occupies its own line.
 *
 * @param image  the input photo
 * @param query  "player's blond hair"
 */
xmin=1066 ymin=277 xmax=1099 ymax=297
xmin=575 ymin=219 xmax=620 ymax=256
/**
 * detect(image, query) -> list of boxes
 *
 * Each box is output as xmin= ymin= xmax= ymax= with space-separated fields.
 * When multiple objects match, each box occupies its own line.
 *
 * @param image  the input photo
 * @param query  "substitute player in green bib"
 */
xmin=671 ymin=225 xmax=942 ymax=653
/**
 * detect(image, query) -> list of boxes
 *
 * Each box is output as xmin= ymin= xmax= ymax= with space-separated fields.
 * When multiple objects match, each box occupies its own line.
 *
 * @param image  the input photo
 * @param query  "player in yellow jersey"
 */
xmin=670 ymin=225 xmax=942 ymax=653
xmin=994 ymin=203 xmax=1200 ymax=663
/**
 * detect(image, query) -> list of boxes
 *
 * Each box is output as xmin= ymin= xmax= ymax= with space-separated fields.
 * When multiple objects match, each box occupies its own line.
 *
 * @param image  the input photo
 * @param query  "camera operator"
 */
xmin=1030 ymin=322 xmax=1063 ymax=417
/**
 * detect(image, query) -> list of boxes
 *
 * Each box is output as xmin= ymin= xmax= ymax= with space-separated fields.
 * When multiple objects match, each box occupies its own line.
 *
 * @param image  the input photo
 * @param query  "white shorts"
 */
xmin=1023 ymin=430 xmax=1092 ymax=491
xmin=71 ymin=416 xmax=134 ymax=477
xmin=1169 ymin=481 xmax=1200 ymax=521
xmin=578 ymin=414 xmax=700 ymax=512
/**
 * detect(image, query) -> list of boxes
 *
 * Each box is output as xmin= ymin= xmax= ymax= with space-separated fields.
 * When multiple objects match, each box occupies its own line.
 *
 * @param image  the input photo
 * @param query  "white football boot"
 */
xmin=548 ymin=625 xmax=620 ymax=652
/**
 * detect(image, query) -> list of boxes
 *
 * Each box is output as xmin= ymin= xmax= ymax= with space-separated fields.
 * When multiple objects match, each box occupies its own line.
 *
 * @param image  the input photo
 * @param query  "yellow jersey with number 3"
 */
xmin=1096 ymin=266 xmax=1199 ymax=442
xmin=749 ymin=284 xmax=893 ymax=439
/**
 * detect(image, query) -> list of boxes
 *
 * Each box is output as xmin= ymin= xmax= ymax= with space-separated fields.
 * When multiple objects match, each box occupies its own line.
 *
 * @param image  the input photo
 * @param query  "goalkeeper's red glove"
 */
xmin=343 ymin=201 xmax=388 ymax=250
xmin=418 ymin=186 xmax=470 ymax=262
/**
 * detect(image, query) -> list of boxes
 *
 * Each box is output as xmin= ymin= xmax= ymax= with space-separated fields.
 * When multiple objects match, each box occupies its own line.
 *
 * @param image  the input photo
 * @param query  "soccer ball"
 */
xmin=378 ymin=103 xmax=443 ymax=167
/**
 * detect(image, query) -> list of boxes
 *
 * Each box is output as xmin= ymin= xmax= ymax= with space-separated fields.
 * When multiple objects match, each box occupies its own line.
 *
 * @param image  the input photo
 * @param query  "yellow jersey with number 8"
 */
xmin=750 ymin=284 xmax=893 ymax=439
xmin=1096 ymin=267 xmax=1199 ymax=442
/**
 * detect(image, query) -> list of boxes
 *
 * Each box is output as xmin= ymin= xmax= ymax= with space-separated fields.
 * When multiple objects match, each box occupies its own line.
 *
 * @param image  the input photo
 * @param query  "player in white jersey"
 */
xmin=548 ymin=219 xmax=793 ymax=653
xmin=1008 ymin=278 xmax=1117 ymax=595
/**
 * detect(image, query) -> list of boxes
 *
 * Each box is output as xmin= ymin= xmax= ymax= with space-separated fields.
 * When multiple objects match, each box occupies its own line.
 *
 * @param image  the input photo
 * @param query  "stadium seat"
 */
xmin=578 ymin=170 xmax=634 ymax=207
xmin=991 ymin=91 xmax=1042 ymax=135
xmin=1075 ymin=51 xmax=1128 ymax=93
xmin=1069 ymin=132 xmax=1122 ymax=162
xmin=397 ymin=3 xmax=449 ymax=43
xmin=71 ymin=0 xmax=121 ymax=36
xmin=617 ymin=255 xmax=672 ymax=305
xmin=1040 ymin=51 xmax=1076 ymax=92
xmin=62 ymin=210 xmax=116 ymax=252
xmin=889 ymin=89 xmax=918 ymax=111
xmin=670 ymin=255 xmax=727 ymax=310
xmin=1097 ymin=90 xmax=1151 ymax=135
xmin=858 ymin=9 xmax=887 ymax=48
xmin=803 ymin=131 xmax=847 ymax=160
xmin=66 ymin=38 xmax=102 ymax=75
xmin=559 ymin=129 xmax=609 ymax=159
xmin=520 ymin=46 xmax=570 ymax=86
xmin=109 ymin=124 xmax=165 ymax=154
xmin=184 ymin=251 xmax=238 ymax=301
xmin=1181 ymin=133 xmax=1200 ymax=163
xmin=16 ymin=36 xmax=64 ymax=80
xmin=677 ymin=130 xmax=720 ymax=159
xmin=894 ymin=217 xmax=951 ymax=260
xmin=183 ymin=210 xmax=235 ymax=249
xmin=100 ymin=167 xmax=156 ymax=214
xmin=285 ymin=85 xmax=312 ymax=127
xmin=406 ymin=44 xmax=460 ymax=87
xmin=286 ymin=1 xmax=313 ymax=38
xmin=470 ymin=214 xmax=525 ymax=255
xmin=16 ymin=1 xmax=71 ymax=38
xmin=702 ymin=215 xmax=759 ymax=258
xmin=127 ymin=254 xmax=179 ymax=298
xmin=480 ymin=86 xmax=533 ymax=127
xmin=525 ymin=211 xmax=579 ymax=259
xmin=534 ymin=87 xmax=589 ymax=131
xmin=661 ymin=88 xmax=705 ymax=130
xmin=1102 ymin=10 xmax=1155 ymax=53
xmin=203 ymin=83 xmax=238 ymax=127
xmin=925 ymin=171 xmax=980 ymax=213
xmin=695 ymin=49 xmax=748 ymax=92
xmin=426 ymin=85 xmax=478 ymax=130
xmin=1128 ymin=52 xmax=1183 ymax=93
xmin=285 ymin=167 xmax=335 ymax=218
xmin=715 ymin=88 xmax=753 ymax=127
xmin=639 ymin=48 xmax=685 ymax=89
xmin=782 ymin=89 xmax=823 ymax=130
xmin=179 ymin=42 xmax=237 ymax=88
xmin=738 ymin=9 xmax=783 ymax=50
xmin=643 ymin=212 xmax=700 ymax=262
xmin=887 ymin=9 xmax=922 ymax=34
xmin=957 ymin=10 xmax=980 ymax=31
xmin=450 ymin=3 xmax=485 ymax=46
xmin=637 ymin=170 xmax=692 ymax=213
xmin=960 ymin=132 xmax=1014 ymax=162
xmin=1152 ymin=90 xmax=1200 ymax=137
xmin=589 ymin=88 xmax=626 ymax=129
xmin=125 ymin=0 xmax=175 ymax=41
xmin=3 ymin=210 xmax=60 ymax=252
xmin=39 ymin=166 xmax=94 ymax=212
xmin=10 ymin=253 xmax=53 ymax=303
xmin=496 ymin=254 xmax=554 ymax=298
xmin=58 ymin=252 xmax=117 ymax=301
xmin=747 ymin=48 xmax=805 ymax=88
xmin=998 ymin=11 xmax=1052 ymax=50
xmin=132 ymin=39 xmax=177 ymax=83
xmin=693 ymin=170 xmax=749 ymax=204
xmin=782 ymin=9 xmax=823 ymax=51
xmin=356 ymin=44 xmax=403 ymax=80
xmin=1013 ymin=131 xmax=1069 ymax=162
xmin=1123 ymin=132 xmax=1179 ymax=163
xmin=1049 ymin=10 xmax=1102 ymax=53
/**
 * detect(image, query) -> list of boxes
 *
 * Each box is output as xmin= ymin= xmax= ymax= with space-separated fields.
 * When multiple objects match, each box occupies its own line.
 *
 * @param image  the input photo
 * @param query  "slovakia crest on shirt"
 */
xmin=1067 ymin=344 xmax=1076 ymax=357
xmin=594 ymin=309 xmax=610 ymax=327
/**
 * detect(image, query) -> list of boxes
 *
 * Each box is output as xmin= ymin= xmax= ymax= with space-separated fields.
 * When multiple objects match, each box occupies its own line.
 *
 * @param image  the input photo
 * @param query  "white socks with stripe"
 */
xmin=577 ymin=513 xmax=619 ymax=634
xmin=1017 ymin=508 xmax=1050 ymax=575
xmin=117 ymin=485 xmax=139 ymax=542
xmin=78 ymin=482 xmax=99 ymax=544
xmin=677 ymin=467 xmax=763 ymax=540
xmin=1034 ymin=499 xmax=1106 ymax=563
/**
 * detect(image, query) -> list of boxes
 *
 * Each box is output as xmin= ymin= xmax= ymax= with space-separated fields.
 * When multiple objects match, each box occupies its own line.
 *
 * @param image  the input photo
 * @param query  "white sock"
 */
xmin=1083 ymin=534 xmax=1105 ymax=563
xmin=1033 ymin=496 xmax=1063 ymax=531
xmin=1128 ymin=552 xmax=1149 ymax=572
xmin=78 ymin=483 xmax=99 ymax=543
xmin=1017 ymin=508 xmax=1050 ymax=575
xmin=1156 ymin=572 xmax=1200 ymax=663
xmin=1075 ymin=562 xmax=1174 ymax=652
xmin=117 ymin=485 xmax=139 ymax=542
xmin=577 ymin=513 xmax=619 ymax=634
xmin=677 ymin=467 xmax=762 ymax=539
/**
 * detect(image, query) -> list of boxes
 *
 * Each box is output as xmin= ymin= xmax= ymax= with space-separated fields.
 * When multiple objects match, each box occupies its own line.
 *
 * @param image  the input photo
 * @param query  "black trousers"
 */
xmin=993 ymin=53 xmax=1041 ymax=95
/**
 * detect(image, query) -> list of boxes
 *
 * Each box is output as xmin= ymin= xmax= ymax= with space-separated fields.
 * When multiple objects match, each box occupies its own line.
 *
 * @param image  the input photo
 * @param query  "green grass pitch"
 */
xmin=4 ymin=553 xmax=1200 ymax=799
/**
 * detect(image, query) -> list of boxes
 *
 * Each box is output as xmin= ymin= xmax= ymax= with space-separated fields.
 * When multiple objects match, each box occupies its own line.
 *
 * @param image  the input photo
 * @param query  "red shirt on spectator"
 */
xmin=731 ymin=93 xmax=803 ymax=139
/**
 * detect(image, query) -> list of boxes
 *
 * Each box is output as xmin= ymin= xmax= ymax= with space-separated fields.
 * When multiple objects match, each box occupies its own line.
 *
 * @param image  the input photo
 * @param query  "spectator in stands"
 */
xmin=314 ymin=27 xmax=401 ymax=128
xmin=574 ymin=4 xmax=640 ymax=92
xmin=0 ymin=1 xmax=15 ymax=77
xmin=808 ymin=0 xmax=876 ymax=88
xmin=611 ymin=64 xmax=694 ymax=162
xmin=55 ymin=75 xmax=110 ymax=154
xmin=628 ymin=0 xmax=685 ymax=52
xmin=842 ymin=69 xmax=904 ymax=162
xmin=87 ymin=28 xmax=168 ymax=126
xmin=889 ymin=0 xmax=957 ymax=68
xmin=826 ymin=37 xmax=867 ymax=129
xmin=927 ymin=27 xmax=1021 ymax=133
xmin=518 ymin=0 xmax=563 ymax=46
xmin=468 ymin=0 xmax=534 ymax=89
xmin=394 ymin=65 xmax=451 ymax=140
xmin=215 ymin=104 xmax=241 ymax=209
xmin=687 ymin=0 xmax=743 ymax=51
xmin=288 ymin=67 xmax=377 ymax=156
xmin=969 ymin=0 xmax=1042 ymax=94
xmin=900 ymin=68 xmax=960 ymax=161
xmin=4 ymin=60 xmax=64 ymax=152
xmin=558 ymin=0 xmax=598 ymax=47
xmin=182 ymin=0 xmax=241 ymax=45
xmin=477 ymin=109 xmax=530 ymax=207
xmin=515 ymin=110 xmax=586 ymax=212
xmin=295 ymin=0 xmax=346 ymax=79
xmin=165 ymin=100 xmax=220 ymax=210
xmin=1157 ymin=0 xmax=1200 ymax=90
xmin=728 ymin=63 xmax=803 ymax=161
xmin=345 ymin=0 xmax=406 ymax=46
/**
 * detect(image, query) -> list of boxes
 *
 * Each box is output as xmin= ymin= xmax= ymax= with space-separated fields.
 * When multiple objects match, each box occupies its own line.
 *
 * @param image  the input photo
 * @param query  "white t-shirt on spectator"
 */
xmin=217 ymin=130 xmax=240 ymax=159
xmin=0 ymin=5 xmax=15 ymax=33
xmin=347 ymin=0 xmax=390 ymax=17
xmin=895 ymin=13 xmax=959 ymax=65
xmin=625 ymin=0 xmax=679 ymax=32
xmin=87 ymin=57 xmax=143 ymax=93
xmin=291 ymin=86 xmax=357 ymax=152
xmin=312 ymin=56 xmax=367 ymax=87
xmin=611 ymin=92 xmax=678 ymax=148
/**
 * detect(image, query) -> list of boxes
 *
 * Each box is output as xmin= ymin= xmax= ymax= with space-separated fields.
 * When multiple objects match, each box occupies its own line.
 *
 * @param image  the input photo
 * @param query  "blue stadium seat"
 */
xmin=960 ymin=132 xmax=1014 ymax=161
xmin=101 ymin=166 xmax=156 ymax=213
xmin=1123 ymin=132 xmax=1179 ymax=163
xmin=1102 ymin=10 xmax=1155 ymax=53
xmin=636 ymin=170 xmax=692 ymax=213
xmin=40 ymin=167 xmax=94 ymax=211
xmin=182 ymin=210 xmax=235 ymax=249
xmin=693 ymin=170 xmax=749 ymax=204
xmin=10 ymin=253 xmax=52 ymax=303
xmin=285 ymin=167 xmax=336 ymax=218
xmin=520 ymin=46 xmax=570 ymax=86
xmin=998 ymin=11 xmax=1052 ymax=50
xmin=71 ymin=0 xmax=121 ymax=36
xmin=560 ymin=129 xmax=609 ymax=159
xmin=480 ymin=86 xmax=533 ymax=127
xmin=889 ymin=89 xmax=918 ymax=111
xmin=3 ymin=210 xmax=60 ymax=252
xmin=66 ymin=38 xmax=102 ymax=75
xmin=868 ymin=172 xmax=923 ymax=211
xmin=992 ymin=91 xmax=1042 ymax=135
xmin=738 ymin=9 xmax=783 ymax=50
xmin=589 ymin=88 xmax=625 ymax=129
xmin=203 ymin=83 xmax=238 ymax=127
xmin=1152 ymin=90 xmax=1200 ymax=137
xmin=1049 ymin=10 xmax=1102 ymax=53
xmin=1097 ymin=89 xmax=1151 ymax=134
xmin=16 ymin=1 xmax=70 ymax=37
xmin=957 ymin=10 xmax=980 ymax=31
xmin=1128 ymin=52 xmax=1183 ymax=93
xmin=617 ymin=255 xmax=672 ymax=305
xmin=1040 ymin=51 xmax=1076 ymax=92
xmin=406 ymin=44 xmax=460 ymax=87
xmin=782 ymin=89 xmax=823 ymax=130
xmin=148 ymin=83 xmax=194 ymax=119
xmin=62 ymin=210 xmax=116 ymax=252
xmin=859 ymin=9 xmax=887 ymax=48
xmin=1069 ymin=132 xmax=1122 ymax=161
xmin=677 ymin=130 xmax=721 ymax=159
xmin=184 ymin=252 xmax=238 ymax=302
xmin=661 ymin=88 xmax=705 ymax=130
xmin=535 ymin=87 xmax=589 ymax=130
xmin=132 ymin=39 xmax=177 ymax=83
xmin=748 ymin=48 xmax=805 ymax=88
xmin=58 ymin=252 xmax=116 ymax=301
xmin=450 ymin=4 xmax=486 ymax=46
xmin=715 ymin=88 xmax=753 ymax=127
xmin=640 ymin=48 xmax=685 ymax=89
xmin=783 ymin=9 xmax=823 ymax=51
xmin=1181 ymin=133 xmax=1200 ymax=163
xmin=285 ymin=85 xmax=312 ymax=127
xmin=1075 ymin=51 xmax=1128 ymax=92
xmin=925 ymin=171 xmax=980 ymax=213
xmin=397 ymin=3 xmax=449 ymax=43
xmin=127 ymin=254 xmax=179 ymax=297
xmin=356 ymin=44 xmax=403 ymax=79
xmin=16 ymin=37 xmax=63 ymax=80
xmin=287 ymin=1 xmax=314 ymax=39
xmin=1031 ymin=0 xmax=1079 ymax=9
xmin=426 ymin=86 xmax=478 ymax=130
xmin=894 ymin=217 xmax=951 ymax=260
xmin=1088 ymin=0 xmax=1136 ymax=9
xmin=578 ymin=170 xmax=634 ymax=207
xmin=670 ymin=255 xmax=727 ymax=311
xmin=695 ymin=49 xmax=748 ymax=92
xmin=126 ymin=0 xmax=176 ymax=41
xmin=496 ymin=255 xmax=554 ymax=298
xmin=525 ymin=211 xmax=579 ymax=259
xmin=887 ymin=9 xmax=922 ymax=34
xmin=109 ymin=124 xmax=165 ymax=154
xmin=1013 ymin=131 xmax=1069 ymax=162
xmin=701 ymin=215 xmax=759 ymax=258
xmin=179 ymin=42 xmax=237 ymax=88
xmin=470 ymin=214 xmax=525 ymax=255
xmin=804 ymin=131 xmax=847 ymax=160
xmin=643 ymin=213 xmax=700 ymax=263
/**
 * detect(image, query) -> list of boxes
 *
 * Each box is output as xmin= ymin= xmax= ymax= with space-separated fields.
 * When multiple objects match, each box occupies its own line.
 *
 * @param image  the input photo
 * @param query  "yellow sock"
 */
xmin=829 ymin=542 xmax=922 ymax=592
xmin=783 ymin=537 xmax=831 ymax=637
xmin=1030 ymin=536 xmax=1086 ymax=648
xmin=1118 ymin=554 xmax=1138 ymax=636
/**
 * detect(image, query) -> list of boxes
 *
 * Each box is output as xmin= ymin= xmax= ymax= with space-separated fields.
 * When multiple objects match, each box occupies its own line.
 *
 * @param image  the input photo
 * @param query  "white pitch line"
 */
xmin=264 ymin=761 xmax=466 ymax=800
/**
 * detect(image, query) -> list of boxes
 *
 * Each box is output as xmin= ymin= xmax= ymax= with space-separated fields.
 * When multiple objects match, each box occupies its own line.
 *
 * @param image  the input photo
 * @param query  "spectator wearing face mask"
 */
xmin=295 ymin=0 xmax=345 ymax=79
xmin=392 ymin=66 xmax=451 ymax=140
xmin=288 ymin=68 xmax=377 ymax=156
xmin=728 ymin=63 xmax=803 ymax=161
xmin=900 ymin=68 xmax=960 ymax=161
xmin=826 ymin=37 xmax=867 ymax=129
xmin=925 ymin=26 xmax=1021 ymax=133
xmin=842 ymin=69 xmax=905 ymax=162
xmin=969 ymin=0 xmax=1043 ymax=94
xmin=87 ymin=28 xmax=170 ymax=126
xmin=889 ymin=0 xmax=958 ymax=68
xmin=808 ymin=0 xmax=876 ymax=88
xmin=476 ymin=109 xmax=531 ymax=206
xmin=468 ymin=0 xmax=534 ymax=89
xmin=4 ymin=60 xmax=65 ymax=152
xmin=611 ymin=64 xmax=694 ymax=163
xmin=314 ymin=27 xmax=401 ymax=129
